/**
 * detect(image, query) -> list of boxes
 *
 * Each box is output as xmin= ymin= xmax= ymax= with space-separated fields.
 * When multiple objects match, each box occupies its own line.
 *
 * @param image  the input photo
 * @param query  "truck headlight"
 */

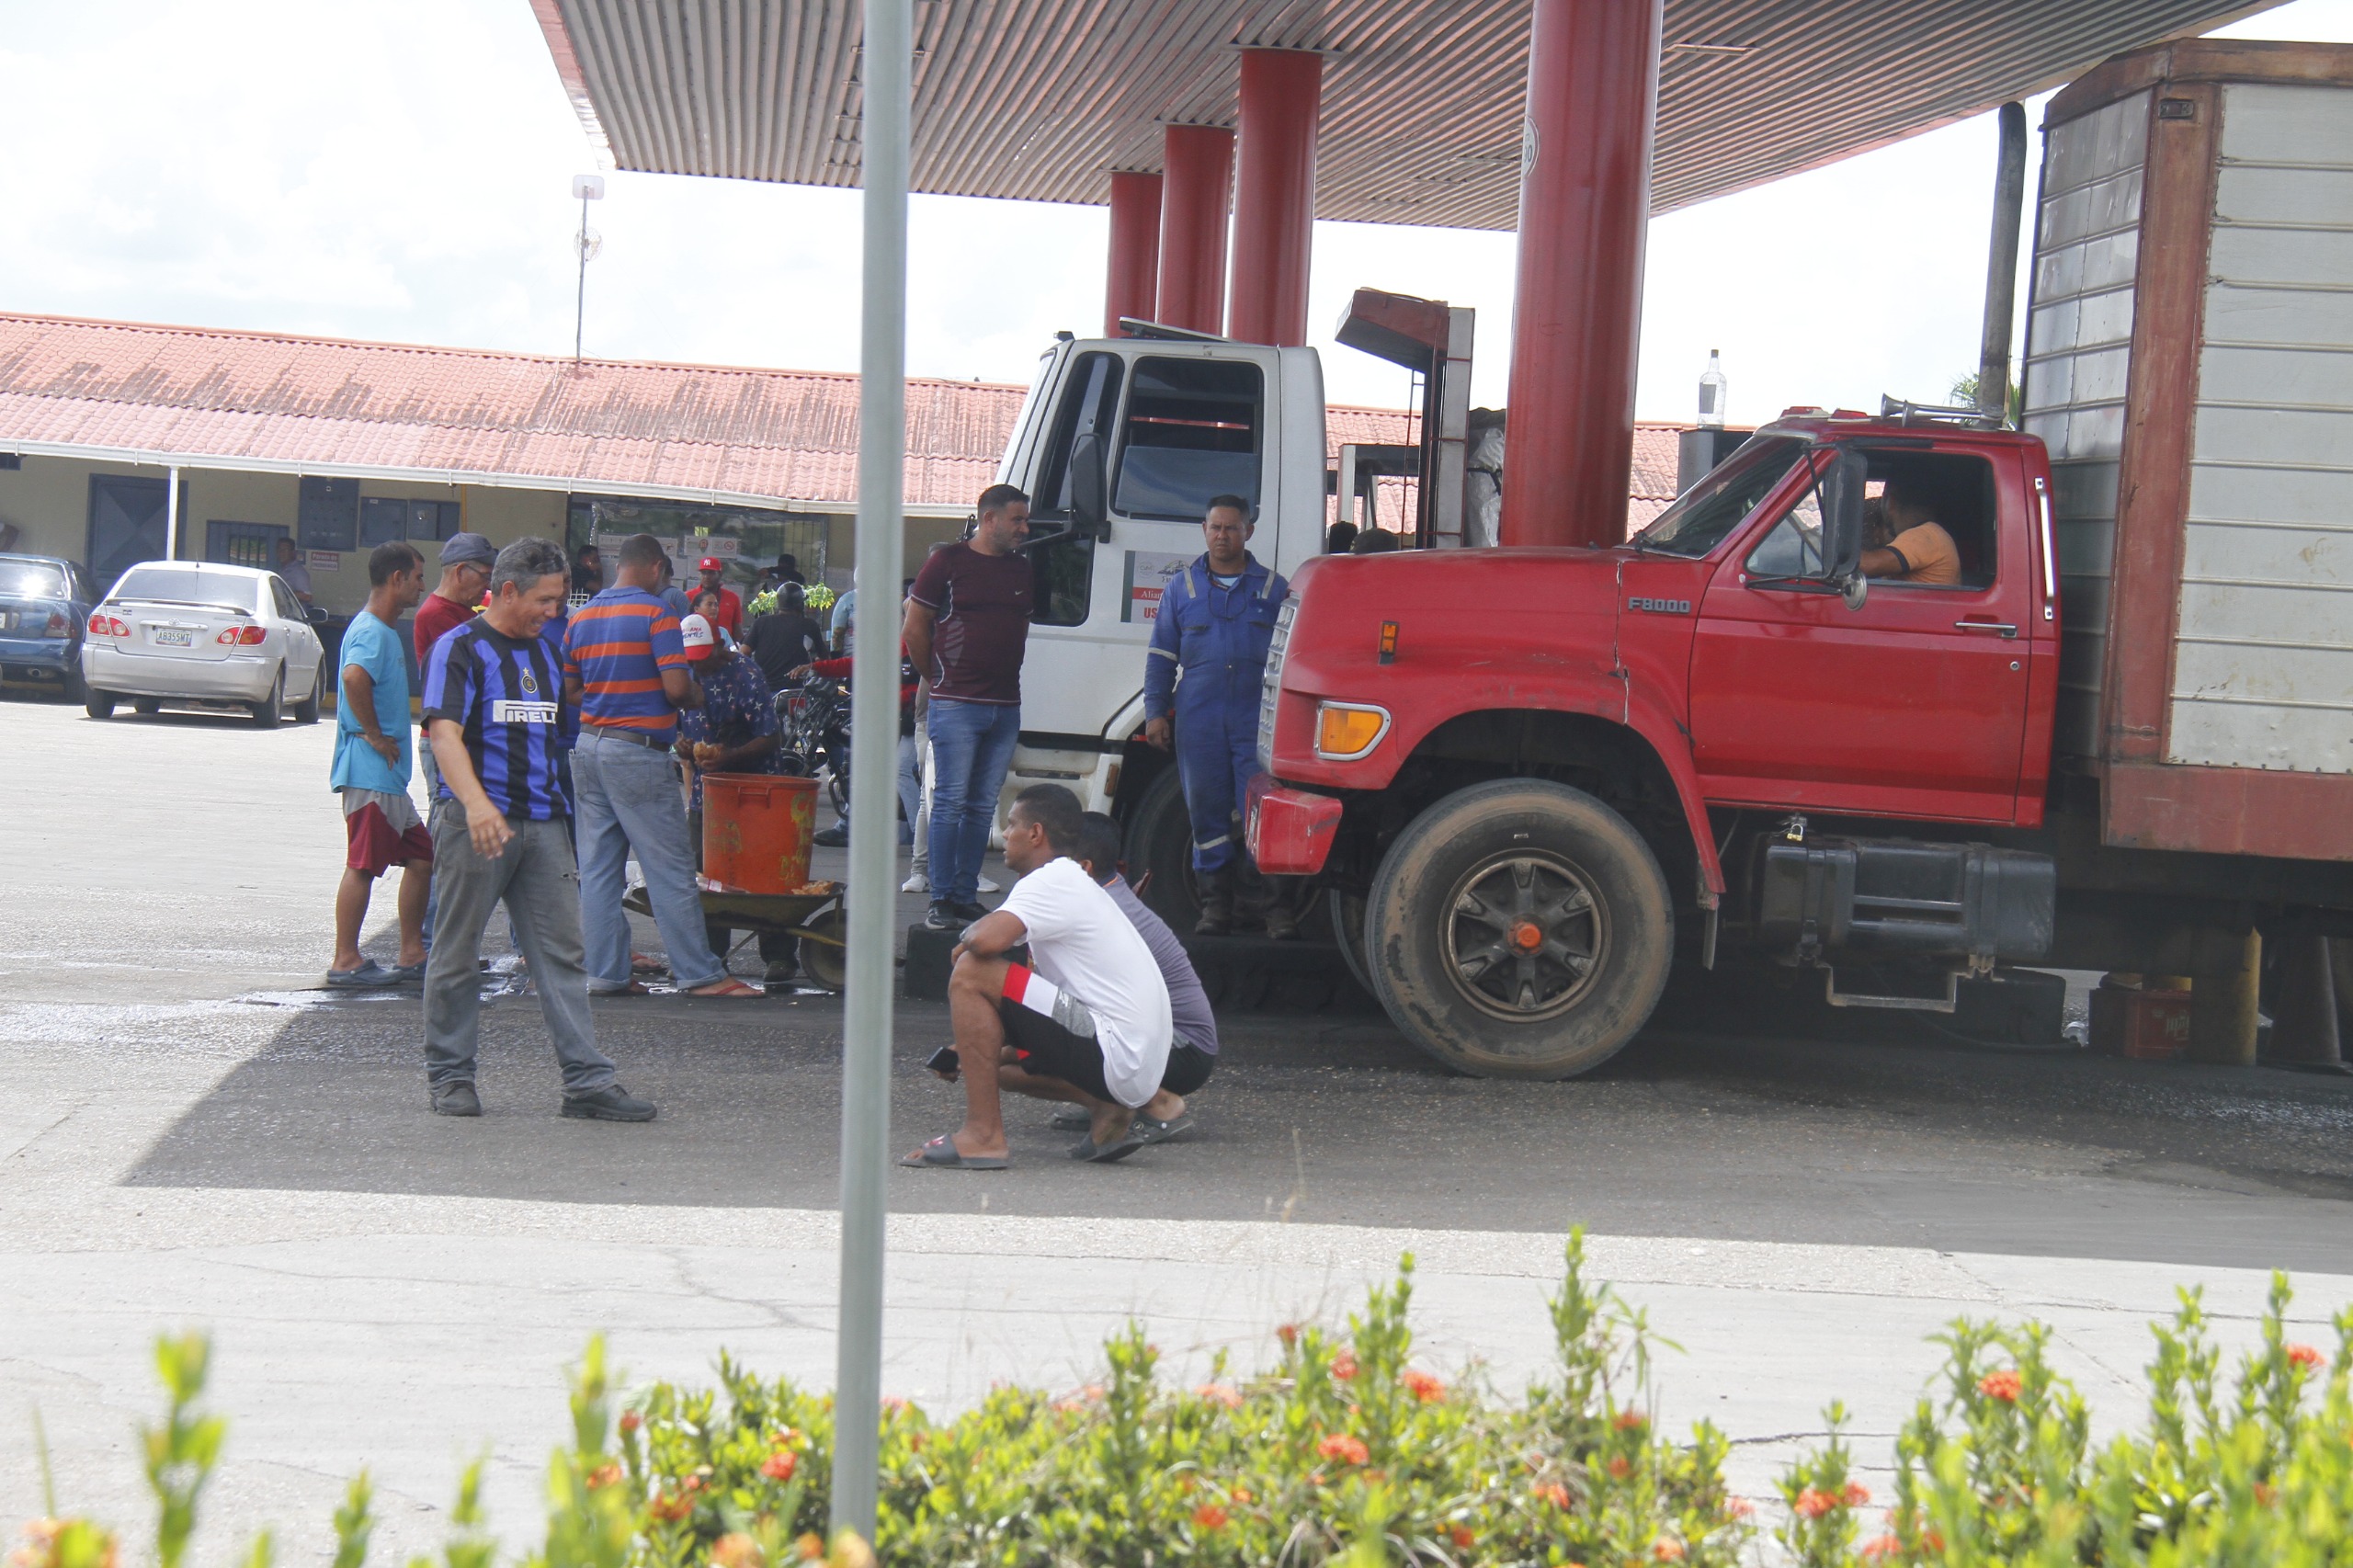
xmin=1314 ymin=702 xmax=1391 ymax=761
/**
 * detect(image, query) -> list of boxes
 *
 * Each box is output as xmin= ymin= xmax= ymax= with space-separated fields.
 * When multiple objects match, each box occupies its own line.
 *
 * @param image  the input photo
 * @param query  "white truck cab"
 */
xmin=975 ymin=292 xmax=1474 ymax=922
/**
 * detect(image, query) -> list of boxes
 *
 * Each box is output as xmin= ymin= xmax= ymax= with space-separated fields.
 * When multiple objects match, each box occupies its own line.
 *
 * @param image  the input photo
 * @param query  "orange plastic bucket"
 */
xmin=702 ymin=773 xmax=819 ymax=894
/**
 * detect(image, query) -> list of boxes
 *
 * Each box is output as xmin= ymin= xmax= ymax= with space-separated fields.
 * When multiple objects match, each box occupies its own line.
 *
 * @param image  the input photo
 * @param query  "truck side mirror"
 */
xmin=1819 ymin=447 xmax=1870 ymax=610
xmin=1070 ymin=431 xmax=1109 ymax=541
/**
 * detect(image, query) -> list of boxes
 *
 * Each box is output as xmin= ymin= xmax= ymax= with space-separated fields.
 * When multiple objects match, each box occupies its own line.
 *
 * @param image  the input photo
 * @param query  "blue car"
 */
xmin=0 ymin=552 xmax=98 ymax=702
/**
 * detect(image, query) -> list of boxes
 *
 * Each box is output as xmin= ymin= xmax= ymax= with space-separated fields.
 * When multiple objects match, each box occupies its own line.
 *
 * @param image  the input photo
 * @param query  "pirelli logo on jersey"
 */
xmin=491 ymin=699 xmax=559 ymax=725
xmin=1627 ymin=597 xmax=1692 ymax=616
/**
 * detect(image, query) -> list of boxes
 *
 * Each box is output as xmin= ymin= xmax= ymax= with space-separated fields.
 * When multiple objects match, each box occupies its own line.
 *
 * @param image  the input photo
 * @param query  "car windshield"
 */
xmin=1634 ymin=437 xmax=1812 ymax=558
xmin=0 ymin=562 xmax=68 ymax=598
xmin=112 ymin=567 xmax=257 ymax=613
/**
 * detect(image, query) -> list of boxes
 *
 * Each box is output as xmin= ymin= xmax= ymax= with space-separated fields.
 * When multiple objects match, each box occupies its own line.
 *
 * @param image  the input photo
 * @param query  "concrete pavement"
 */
xmin=5 ymin=693 xmax=2350 ymax=1566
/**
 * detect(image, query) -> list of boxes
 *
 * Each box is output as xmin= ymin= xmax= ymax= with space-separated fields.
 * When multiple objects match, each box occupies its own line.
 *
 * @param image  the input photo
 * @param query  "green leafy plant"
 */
xmin=15 ymin=1249 xmax=2353 ymax=1568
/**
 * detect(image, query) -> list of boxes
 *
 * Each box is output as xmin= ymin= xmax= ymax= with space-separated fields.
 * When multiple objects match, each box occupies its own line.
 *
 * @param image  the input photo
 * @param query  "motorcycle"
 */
xmin=776 ymin=670 xmax=851 ymax=817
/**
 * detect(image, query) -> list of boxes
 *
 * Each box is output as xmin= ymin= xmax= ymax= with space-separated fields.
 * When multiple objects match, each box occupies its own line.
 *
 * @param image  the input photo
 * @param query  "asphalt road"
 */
xmin=9 ymin=689 xmax=2353 ymax=1273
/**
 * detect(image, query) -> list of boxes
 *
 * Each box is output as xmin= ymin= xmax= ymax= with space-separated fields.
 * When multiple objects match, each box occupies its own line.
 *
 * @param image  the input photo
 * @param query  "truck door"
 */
xmin=1014 ymin=343 xmax=1284 ymax=761
xmin=1688 ymin=446 xmax=2036 ymax=824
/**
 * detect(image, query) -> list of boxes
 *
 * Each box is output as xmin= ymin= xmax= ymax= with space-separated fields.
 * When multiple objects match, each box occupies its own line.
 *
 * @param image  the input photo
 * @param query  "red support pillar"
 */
xmin=1104 ymin=171 xmax=1163 ymax=335
xmin=1226 ymin=48 xmax=1321 ymax=347
xmin=1156 ymin=124 xmax=1234 ymax=335
xmin=1499 ymin=0 xmax=1664 ymax=547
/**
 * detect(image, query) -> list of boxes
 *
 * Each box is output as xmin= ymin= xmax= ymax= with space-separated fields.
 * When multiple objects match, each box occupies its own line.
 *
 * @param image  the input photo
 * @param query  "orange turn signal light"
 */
xmin=1378 ymin=619 xmax=1398 ymax=664
xmin=1315 ymin=702 xmax=1391 ymax=761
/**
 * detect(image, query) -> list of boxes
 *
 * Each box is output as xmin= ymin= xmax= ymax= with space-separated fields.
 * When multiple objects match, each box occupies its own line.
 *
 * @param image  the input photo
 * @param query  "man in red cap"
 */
xmin=696 ymin=558 xmax=744 ymax=637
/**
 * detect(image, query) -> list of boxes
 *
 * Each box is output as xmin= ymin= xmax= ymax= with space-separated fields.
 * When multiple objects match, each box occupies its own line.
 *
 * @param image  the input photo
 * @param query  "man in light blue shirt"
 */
xmin=327 ymin=541 xmax=431 ymax=988
xmin=829 ymin=585 xmax=855 ymax=653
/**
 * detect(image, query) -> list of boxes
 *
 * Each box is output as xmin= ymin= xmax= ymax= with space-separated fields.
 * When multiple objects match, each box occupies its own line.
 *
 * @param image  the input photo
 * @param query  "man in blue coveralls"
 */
xmin=1142 ymin=494 xmax=1298 ymax=938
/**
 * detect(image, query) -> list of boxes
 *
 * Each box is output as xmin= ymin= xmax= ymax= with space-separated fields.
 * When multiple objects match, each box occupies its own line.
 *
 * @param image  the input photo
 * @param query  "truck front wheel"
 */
xmin=1364 ymin=778 xmax=1674 ymax=1079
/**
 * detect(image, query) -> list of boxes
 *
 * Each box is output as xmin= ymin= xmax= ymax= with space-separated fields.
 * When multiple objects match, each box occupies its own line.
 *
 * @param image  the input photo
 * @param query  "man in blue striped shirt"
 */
xmin=421 ymin=536 xmax=655 ymax=1122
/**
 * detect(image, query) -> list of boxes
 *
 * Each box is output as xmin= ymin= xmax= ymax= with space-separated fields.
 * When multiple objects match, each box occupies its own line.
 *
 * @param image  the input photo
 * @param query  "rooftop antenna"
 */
xmin=572 ymin=174 xmax=605 ymax=362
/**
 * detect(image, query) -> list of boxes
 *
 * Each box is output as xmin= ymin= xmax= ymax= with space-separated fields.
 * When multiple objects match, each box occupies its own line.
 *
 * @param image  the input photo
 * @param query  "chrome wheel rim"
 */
xmin=1440 ymin=850 xmax=1608 ymax=1021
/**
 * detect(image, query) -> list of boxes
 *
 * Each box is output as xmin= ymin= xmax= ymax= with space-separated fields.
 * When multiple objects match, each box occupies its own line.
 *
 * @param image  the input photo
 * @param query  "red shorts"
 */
xmin=342 ymin=789 xmax=433 ymax=878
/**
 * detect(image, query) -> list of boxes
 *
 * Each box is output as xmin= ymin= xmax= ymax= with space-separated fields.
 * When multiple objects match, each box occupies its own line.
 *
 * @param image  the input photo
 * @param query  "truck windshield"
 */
xmin=1112 ymin=358 xmax=1262 ymax=520
xmin=1634 ymin=437 xmax=1810 ymax=557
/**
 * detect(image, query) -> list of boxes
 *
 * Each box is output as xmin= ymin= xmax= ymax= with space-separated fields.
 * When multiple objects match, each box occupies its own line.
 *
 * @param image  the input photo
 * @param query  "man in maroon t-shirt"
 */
xmin=412 ymin=534 xmax=498 ymax=796
xmin=904 ymin=483 xmax=1031 ymax=927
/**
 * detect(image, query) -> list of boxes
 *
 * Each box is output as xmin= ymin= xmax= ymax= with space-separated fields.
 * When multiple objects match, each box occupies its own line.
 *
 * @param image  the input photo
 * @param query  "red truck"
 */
xmin=1247 ymin=40 xmax=2353 ymax=1078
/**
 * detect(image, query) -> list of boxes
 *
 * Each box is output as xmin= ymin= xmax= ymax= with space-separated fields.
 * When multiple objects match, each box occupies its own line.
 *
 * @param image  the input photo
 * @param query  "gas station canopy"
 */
xmin=530 ymin=0 xmax=2270 ymax=224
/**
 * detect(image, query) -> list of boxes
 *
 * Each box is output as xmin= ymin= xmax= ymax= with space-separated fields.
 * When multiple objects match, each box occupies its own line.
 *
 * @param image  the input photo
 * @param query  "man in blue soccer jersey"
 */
xmin=1142 ymin=495 xmax=1296 ymax=938
xmin=420 ymin=537 xmax=655 ymax=1123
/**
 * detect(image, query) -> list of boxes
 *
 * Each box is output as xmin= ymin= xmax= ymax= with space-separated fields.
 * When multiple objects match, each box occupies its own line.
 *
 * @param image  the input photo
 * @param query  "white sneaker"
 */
xmin=977 ymin=875 xmax=1000 ymax=893
xmin=902 ymin=872 xmax=928 ymax=894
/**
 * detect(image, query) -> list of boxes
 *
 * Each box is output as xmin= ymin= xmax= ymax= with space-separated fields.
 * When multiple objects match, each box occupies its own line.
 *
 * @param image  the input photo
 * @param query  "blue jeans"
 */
xmin=573 ymin=730 xmax=726 ymax=991
xmin=896 ymin=732 xmax=921 ymax=846
xmin=926 ymin=699 xmax=1020 ymax=905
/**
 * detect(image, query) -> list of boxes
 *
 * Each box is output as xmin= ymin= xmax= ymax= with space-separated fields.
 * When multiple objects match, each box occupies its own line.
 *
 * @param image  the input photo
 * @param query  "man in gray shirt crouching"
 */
xmin=1072 ymin=812 xmax=1214 ymax=1142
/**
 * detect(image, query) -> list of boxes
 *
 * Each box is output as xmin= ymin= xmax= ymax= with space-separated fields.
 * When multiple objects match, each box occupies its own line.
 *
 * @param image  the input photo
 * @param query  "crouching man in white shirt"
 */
xmin=902 ymin=783 xmax=1173 ymax=1170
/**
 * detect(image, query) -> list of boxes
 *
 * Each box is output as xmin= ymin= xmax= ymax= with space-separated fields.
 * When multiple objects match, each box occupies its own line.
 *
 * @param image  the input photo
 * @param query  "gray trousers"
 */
xmin=423 ymin=804 xmax=618 ymax=1096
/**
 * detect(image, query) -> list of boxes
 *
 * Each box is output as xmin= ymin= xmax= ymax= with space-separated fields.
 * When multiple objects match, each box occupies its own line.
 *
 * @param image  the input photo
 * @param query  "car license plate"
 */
xmin=153 ymin=629 xmax=193 ymax=647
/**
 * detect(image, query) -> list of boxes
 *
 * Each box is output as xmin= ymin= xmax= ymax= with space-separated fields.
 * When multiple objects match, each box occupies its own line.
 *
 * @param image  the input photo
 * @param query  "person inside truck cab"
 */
xmin=1859 ymin=475 xmax=1962 ymax=586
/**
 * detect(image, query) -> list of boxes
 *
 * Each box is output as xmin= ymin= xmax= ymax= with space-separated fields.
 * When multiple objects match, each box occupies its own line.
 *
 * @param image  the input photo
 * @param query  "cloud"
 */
xmin=4 ymin=0 xmax=2348 ymax=432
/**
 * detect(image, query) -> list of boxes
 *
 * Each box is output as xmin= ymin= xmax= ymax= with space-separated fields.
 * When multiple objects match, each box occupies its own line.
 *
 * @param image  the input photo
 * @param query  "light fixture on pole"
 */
xmin=572 ymin=174 xmax=605 ymax=362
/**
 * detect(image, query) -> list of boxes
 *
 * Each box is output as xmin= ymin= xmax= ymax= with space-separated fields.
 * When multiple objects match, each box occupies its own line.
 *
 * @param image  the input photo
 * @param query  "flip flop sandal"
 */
xmin=324 ymin=960 xmax=402 ymax=990
xmin=688 ymin=979 xmax=764 ymax=998
xmin=1130 ymin=1112 xmax=1194 ymax=1145
xmin=631 ymin=953 xmax=667 ymax=975
xmin=899 ymin=1135 xmax=1008 ymax=1171
xmin=588 ymin=981 xmax=651 ymax=996
xmin=1068 ymin=1130 xmax=1147 ymax=1164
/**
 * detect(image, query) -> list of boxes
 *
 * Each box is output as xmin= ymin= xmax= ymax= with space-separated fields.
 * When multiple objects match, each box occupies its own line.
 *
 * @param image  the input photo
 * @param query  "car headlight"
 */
xmin=1313 ymin=702 xmax=1390 ymax=762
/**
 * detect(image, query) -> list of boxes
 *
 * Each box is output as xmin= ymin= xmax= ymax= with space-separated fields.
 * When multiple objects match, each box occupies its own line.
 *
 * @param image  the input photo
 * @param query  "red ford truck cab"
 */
xmin=1252 ymin=40 xmax=2353 ymax=1080
xmin=1253 ymin=415 xmax=2072 ymax=1075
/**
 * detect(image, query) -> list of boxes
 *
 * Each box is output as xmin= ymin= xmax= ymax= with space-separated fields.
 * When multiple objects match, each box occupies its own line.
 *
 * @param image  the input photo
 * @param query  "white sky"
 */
xmin=2 ymin=0 xmax=2348 ymax=422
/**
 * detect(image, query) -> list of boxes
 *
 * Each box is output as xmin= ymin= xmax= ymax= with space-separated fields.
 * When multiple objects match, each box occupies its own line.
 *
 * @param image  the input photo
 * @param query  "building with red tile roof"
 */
xmin=0 ymin=312 xmax=1694 ymax=614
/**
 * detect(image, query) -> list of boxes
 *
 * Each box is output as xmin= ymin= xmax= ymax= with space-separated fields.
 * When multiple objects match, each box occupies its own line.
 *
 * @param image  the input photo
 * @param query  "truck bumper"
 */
xmin=1245 ymin=777 xmax=1342 ymax=876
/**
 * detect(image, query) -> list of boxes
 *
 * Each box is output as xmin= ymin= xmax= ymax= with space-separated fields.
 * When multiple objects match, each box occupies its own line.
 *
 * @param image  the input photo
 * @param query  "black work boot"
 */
xmin=430 ymin=1081 xmax=482 ymax=1118
xmin=562 ymin=1084 xmax=658 ymax=1122
xmin=1194 ymin=868 xmax=1234 ymax=937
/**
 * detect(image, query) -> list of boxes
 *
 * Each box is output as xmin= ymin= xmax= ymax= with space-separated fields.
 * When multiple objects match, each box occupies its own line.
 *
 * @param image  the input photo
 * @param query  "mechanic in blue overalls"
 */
xmin=1143 ymin=494 xmax=1299 ymax=938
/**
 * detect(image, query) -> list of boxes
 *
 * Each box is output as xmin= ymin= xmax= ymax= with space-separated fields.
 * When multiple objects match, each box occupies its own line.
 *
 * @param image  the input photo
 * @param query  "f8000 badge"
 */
xmin=1628 ymin=597 xmax=1692 ymax=615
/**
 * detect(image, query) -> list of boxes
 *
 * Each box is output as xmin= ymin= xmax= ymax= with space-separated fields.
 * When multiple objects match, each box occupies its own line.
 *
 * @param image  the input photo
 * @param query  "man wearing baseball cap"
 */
xmin=676 ymin=613 xmax=796 ymax=983
xmin=696 ymin=557 xmax=744 ymax=638
xmin=412 ymin=533 xmax=502 ymax=810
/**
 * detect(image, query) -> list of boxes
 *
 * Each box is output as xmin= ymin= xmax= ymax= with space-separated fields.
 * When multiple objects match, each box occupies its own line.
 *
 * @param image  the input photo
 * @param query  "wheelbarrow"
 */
xmin=622 ymin=878 xmax=848 ymax=992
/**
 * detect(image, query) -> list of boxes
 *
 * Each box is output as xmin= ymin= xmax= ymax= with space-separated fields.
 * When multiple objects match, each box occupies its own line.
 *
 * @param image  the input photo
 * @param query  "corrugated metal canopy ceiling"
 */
xmin=532 ymin=0 xmax=2272 ymax=225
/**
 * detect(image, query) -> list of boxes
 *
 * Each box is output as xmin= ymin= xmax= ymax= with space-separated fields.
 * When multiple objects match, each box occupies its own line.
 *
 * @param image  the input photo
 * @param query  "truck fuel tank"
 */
xmin=1756 ymin=836 xmax=2055 ymax=966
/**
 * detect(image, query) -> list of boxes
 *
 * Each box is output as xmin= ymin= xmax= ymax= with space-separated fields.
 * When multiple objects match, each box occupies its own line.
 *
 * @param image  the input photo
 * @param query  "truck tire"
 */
xmin=1123 ymin=767 xmax=1201 ymax=931
xmin=1364 ymin=778 xmax=1674 ymax=1080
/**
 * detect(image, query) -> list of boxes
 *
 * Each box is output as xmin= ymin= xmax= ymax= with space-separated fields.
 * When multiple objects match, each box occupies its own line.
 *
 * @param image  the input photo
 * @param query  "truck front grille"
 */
xmin=1256 ymin=594 xmax=1297 ymax=775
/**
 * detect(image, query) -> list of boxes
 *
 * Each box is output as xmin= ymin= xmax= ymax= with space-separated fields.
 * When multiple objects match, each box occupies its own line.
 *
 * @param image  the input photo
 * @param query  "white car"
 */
xmin=82 ymin=561 xmax=329 ymax=726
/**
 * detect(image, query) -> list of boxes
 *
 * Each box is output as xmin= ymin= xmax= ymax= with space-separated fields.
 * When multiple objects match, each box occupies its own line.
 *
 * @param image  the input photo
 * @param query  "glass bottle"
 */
xmin=1698 ymin=349 xmax=1728 ymax=428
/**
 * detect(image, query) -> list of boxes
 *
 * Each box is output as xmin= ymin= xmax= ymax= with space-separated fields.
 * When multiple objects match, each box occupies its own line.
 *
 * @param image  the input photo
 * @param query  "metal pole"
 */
xmin=1977 ymin=102 xmax=2029 ymax=422
xmin=1498 ymin=0 xmax=1664 ymax=548
xmin=575 ymin=194 xmax=589 ymax=362
xmin=1227 ymin=48 xmax=1322 ymax=348
xmin=164 ymin=464 xmax=180 ymax=561
xmin=831 ymin=0 xmax=909 ymax=1544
